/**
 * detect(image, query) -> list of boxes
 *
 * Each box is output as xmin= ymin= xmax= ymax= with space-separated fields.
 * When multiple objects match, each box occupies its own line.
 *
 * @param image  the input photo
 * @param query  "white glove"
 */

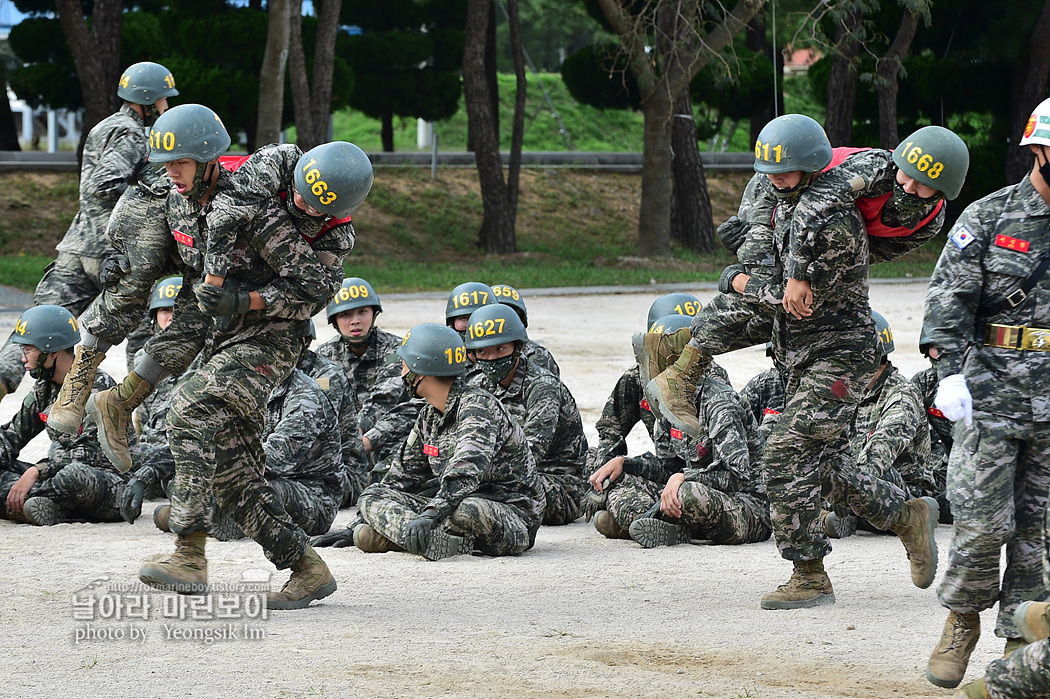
xmin=934 ymin=374 xmax=973 ymax=426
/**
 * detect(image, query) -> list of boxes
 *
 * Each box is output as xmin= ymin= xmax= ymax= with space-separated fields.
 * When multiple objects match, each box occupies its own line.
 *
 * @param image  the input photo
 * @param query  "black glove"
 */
xmin=716 ymin=216 xmax=749 ymax=254
xmin=311 ymin=527 xmax=356 ymax=548
xmin=99 ymin=253 xmax=131 ymax=287
xmin=119 ymin=477 xmax=148 ymax=524
xmin=718 ymin=263 xmax=746 ymax=294
xmin=578 ymin=478 xmax=611 ymax=522
xmin=404 ymin=510 xmax=439 ymax=555
xmin=194 ymin=282 xmax=251 ymax=316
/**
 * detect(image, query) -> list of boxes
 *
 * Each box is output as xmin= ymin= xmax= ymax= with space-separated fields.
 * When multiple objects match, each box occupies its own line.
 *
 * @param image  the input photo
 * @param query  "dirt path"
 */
xmin=0 ymin=282 xmax=996 ymax=698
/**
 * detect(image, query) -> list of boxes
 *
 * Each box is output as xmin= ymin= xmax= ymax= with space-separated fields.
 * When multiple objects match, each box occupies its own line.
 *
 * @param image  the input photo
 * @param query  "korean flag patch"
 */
xmin=950 ymin=224 xmax=974 ymax=250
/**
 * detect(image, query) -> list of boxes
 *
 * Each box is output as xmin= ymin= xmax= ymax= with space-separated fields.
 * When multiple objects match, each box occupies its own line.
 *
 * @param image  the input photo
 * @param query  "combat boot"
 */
xmin=927 ymin=610 xmax=980 ymax=688
xmin=48 ymin=345 xmax=106 ymax=436
xmin=153 ymin=504 xmax=171 ymax=532
xmin=139 ymin=531 xmax=208 ymax=595
xmin=22 ymin=497 xmax=69 ymax=526
xmin=266 ymin=547 xmax=337 ymax=610
xmin=423 ymin=529 xmax=472 ymax=561
xmin=86 ymin=371 xmax=155 ymax=473
xmin=889 ymin=496 xmax=939 ymax=589
xmin=593 ymin=510 xmax=631 ymax=540
xmin=628 ymin=517 xmax=691 ymax=548
xmin=1015 ymin=600 xmax=1050 ymax=643
xmin=644 ymin=344 xmax=711 ymax=439
xmin=953 ymin=679 xmax=988 ymax=699
xmin=760 ymin=559 xmax=836 ymax=610
xmin=354 ymin=524 xmax=404 ymax=553
xmin=822 ymin=509 xmax=857 ymax=539
xmin=632 ymin=327 xmax=692 ymax=387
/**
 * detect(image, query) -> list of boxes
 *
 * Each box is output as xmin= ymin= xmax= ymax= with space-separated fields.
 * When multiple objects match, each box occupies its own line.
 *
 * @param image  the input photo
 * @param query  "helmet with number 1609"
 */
xmin=326 ymin=276 xmax=381 ymax=324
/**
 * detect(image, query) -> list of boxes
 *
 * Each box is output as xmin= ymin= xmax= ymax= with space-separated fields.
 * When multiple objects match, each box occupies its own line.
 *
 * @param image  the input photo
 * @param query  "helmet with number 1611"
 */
xmin=397 ymin=323 xmax=467 ymax=377
xmin=753 ymin=114 xmax=833 ymax=175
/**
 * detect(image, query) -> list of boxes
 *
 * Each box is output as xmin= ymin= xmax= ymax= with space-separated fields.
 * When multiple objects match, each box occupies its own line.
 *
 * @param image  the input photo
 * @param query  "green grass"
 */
xmin=0 ymin=255 xmax=50 ymax=291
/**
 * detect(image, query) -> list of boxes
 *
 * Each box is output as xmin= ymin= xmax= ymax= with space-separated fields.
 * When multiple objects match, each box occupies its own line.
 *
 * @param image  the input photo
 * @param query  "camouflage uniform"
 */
xmin=210 ymin=368 xmax=343 ymax=538
xmin=591 ymin=365 xmax=659 ymax=469
xmin=921 ymin=175 xmax=1050 ymax=638
xmin=0 ymin=105 xmax=154 ymax=391
xmin=358 ymin=378 xmax=546 ymax=556
xmin=764 ymin=196 xmax=908 ymax=563
xmin=468 ymin=356 xmax=588 ymax=525
xmin=0 ymin=371 xmax=127 ymax=521
xmin=911 ymin=365 xmax=952 ymax=495
xmin=850 ymin=362 xmax=939 ymax=500
xmin=739 ymin=364 xmax=787 ymax=452
xmin=521 ymin=340 xmax=560 ymax=377
xmin=980 ymin=639 xmax=1050 ymax=698
xmin=153 ymin=164 xmax=340 ymax=571
xmin=298 ymin=349 xmax=368 ymax=505
xmin=315 ymin=328 xmax=421 ymax=466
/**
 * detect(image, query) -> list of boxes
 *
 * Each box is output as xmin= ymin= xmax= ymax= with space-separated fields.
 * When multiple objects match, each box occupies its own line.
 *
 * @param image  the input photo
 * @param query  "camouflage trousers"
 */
xmin=678 ymin=482 xmax=772 ymax=545
xmin=606 ymin=474 xmax=664 ymax=529
xmin=340 ymin=464 xmax=368 ymax=508
xmin=212 ymin=477 xmax=340 ymax=539
xmin=763 ymin=351 xmax=907 ymax=562
xmin=983 ymin=638 xmax=1050 ymax=698
xmin=938 ymin=413 xmax=1050 ymax=638
xmin=0 ymin=252 xmax=106 ymax=393
xmin=166 ymin=333 xmax=308 ymax=570
xmin=0 ymin=462 xmax=124 ymax=522
xmin=690 ymin=292 xmax=777 ymax=355
xmin=538 ymin=472 xmax=586 ymax=526
xmin=358 ymin=485 xmax=535 ymax=557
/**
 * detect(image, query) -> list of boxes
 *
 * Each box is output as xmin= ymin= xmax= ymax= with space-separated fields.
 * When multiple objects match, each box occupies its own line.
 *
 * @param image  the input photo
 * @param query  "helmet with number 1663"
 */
xmin=397 ymin=323 xmax=467 ymax=377
xmin=293 ymin=142 xmax=374 ymax=218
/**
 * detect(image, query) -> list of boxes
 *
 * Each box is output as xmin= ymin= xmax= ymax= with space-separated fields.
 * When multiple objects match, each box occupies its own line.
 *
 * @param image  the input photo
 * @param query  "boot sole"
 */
xmin=631 ymin=333 xmax=651 ymax=386
xmin=824 ymin=513 xmax=857 ymax=539
xmin=1015 ymin=601 xmax=1050 ymax=644
xmin=86 ymin=394 xmax=132 ymax=474
xmin=139 ymin=566 xmax=208 ymax=596
xmin=45 ymin=410 xmax=84 ymax=436
xmin=629 ymin=518 xmax=688 ymax=548
xmin=644 ymin=378 xmax=701 ymax=439
xmin=23 ymin=497 xmax=67 ymax=526
xmin=760 ymin=592 xmax=836 ymax=610
xmin=266 ymin=577 xmax=338 ymax=610
xmin=925 ymin=668 xmax=964 ymax=689
xmin=424 ymin=530 xmax=470 ymax=561
xmin=912 ymin=496 xmax=940 ymax=590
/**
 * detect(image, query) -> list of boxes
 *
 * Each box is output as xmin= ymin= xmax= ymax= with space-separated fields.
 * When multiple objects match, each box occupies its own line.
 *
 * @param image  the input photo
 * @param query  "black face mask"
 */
xmin=477 ymin=352 xmax=518 ymax=383
xmin=402 ymin=369 xmax=423 ymax=399
xmin=1037 ymin=147 xmax=1050 ymax=188
xmin=892 ymin=180 xmax=941 ymax=212
xmin=28 ymin=352 xmax=55 ymax=382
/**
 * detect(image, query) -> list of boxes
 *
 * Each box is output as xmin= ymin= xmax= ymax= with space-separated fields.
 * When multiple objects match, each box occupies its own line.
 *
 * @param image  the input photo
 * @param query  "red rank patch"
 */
xmin=830 ymin=379 xmax=849 ymax=399
xmin=255 ymin=364 xmax=272 ymax=376
xmin=173 ymin=230 xmax=194 ymax=247
xmin=423 ymin=444 xmax=439 ymax=457
xmin=995 ymin=234 xmax=1030 ymax=253
xmin=763 ymin=408 xmax=781 ymax=416
xmin=38 ymin=412 xmax=48 ymax=423
xmin=695 ymin=443 xmax=708 ymax=459
xmin=670 ymin=428 xmax=683 ymax=440
xmin=640 ymin=399 xmax=651 ymax=412
xmin=928 ymin=407 xmax=946 ymax=419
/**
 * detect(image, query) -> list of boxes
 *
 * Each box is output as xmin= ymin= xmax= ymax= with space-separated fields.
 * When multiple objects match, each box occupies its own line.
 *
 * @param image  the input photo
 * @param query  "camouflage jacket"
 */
xmin=735 ymin=172 xmax=781 ymax=291
xmin=593 ymin=365 xmax=658 ymax=464
xmin=297 ymin=349 xmax=368 ymax=476
xmin=739 ymin=364 xmax=787 ymax=449
xmin=263 ymin=368 xmax=343 ymax=499
xmin=922 ymin=177 xmax=1050 ymax=421
xmin=910 ymin=365 xmax=952 ymax=481
xmin=167 ymin=165 xmax=337 ymax=349
xmin=0 ymin=371 xmax=119 ymax=479
xmin=521 ymin=340 xmax=560 ymax=376
xmin=467 ymin=356 xmax=587 ymax=478
xmin=57 ymin=105 xmax=153 ymax=258
xmin=852 ymin=363 xmax=938 ymax=497
xmin=382 ymin=378 xmax=546 ymax=527
xmin=315 ymin=328 xmax=420 ymax=452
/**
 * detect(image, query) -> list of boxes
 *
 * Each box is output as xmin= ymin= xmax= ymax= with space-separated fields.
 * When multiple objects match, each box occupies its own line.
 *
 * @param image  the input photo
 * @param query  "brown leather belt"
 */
xmin=984 ymin=323 xmax=1050 ymax=351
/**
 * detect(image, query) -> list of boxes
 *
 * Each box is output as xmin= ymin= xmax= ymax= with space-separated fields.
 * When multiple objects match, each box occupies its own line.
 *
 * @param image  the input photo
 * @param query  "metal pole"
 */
xmin=431 ymin=131 xmax=438 ymax=180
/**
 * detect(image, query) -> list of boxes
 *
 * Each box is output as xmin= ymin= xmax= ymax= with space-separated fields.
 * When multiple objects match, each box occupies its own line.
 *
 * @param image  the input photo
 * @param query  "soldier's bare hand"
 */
xmin=659 ymin=472 xmax=685 ymax=518
xmin=783 ymin=278 xmax=814 ymax=319
xmin=6 ymin=466 xmax=39 ymax=513
xmin=589 ymin=457 xmax=624 ymax=492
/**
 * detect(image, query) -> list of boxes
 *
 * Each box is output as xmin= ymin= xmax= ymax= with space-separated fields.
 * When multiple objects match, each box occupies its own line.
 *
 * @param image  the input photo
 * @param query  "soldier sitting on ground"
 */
xmin=1 ymin=306 xmax=130 ymax=526
xmin=464 ymin=303 xmax=588 ymax=525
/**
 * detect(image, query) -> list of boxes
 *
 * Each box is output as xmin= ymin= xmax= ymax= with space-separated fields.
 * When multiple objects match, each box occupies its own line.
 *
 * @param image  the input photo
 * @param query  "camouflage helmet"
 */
xmin=149 ymin=276 xmax=182 ymax=316
xmin=464 ymin=303 xmax=529 ymax=350
xmin=148 ymin=104 xmax=231 ymax=164
xmin=893 ymin=126 xmax=969 ymax=200
xmin=492 ymin=283 xmax=528 ymax=327
xmin=753 ymin=114 xmax=832 ymax=175
xmin=445 ymin=282 xmax=495 ymax=323
xmin=11 ymin=305 xmax=80 ymax=352
xmin=648 ymin=313 xmax=693 ymax=335
xmin=293 ymin=142 xmax=374 ymax=218
xmin=647 ymin=292 xmax=701 ymax=331
xmin=1019 ymin=97 xmax=1050 ymax=148
xmin=326 ymin=277 xmax=381 ymax=322
xmin=397 ymin=323 xmax=467 ymax=377
xmin=118 ymin=61 xmax=179 ymax=105
xmin=873 ymin=311 xmax=895 ymax=355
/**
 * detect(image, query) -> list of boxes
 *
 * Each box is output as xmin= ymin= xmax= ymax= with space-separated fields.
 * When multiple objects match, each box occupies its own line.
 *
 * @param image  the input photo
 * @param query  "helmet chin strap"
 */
xmin=184 ymin=161 xmax=219 ymax=203
xmin=28 ymin=352 xmax=56 ymax=382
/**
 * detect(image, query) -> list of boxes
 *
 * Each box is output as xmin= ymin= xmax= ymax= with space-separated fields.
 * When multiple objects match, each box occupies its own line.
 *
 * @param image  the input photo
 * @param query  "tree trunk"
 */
xmin=54 ymin=0 xmax=123 ymax=157
xmin=0 ymin=60 xmax=21 ymax=150
xmin=464 ymin=0 xmax=515 ymax=254
xmin=256 ymin=0 xmax=291 ymax=149
xmin=1006 ymin=0 xmax=1050 ymax=183
xmin=825 ymin=9 xmax=863 ymax=147
xmin=506 ymin=0 xmax=526 ymax=222
xmin=486 ymin=0 xmax=500 ymax=148
xmin=639 ymin=88 xmax=674 ymax=258
xmin=670 ymin=89 xmax=714 ymax=252
xmin=746 ymin=7 xmax=782 ymax=146
xmin=381 ymin=110 xmax=394 ymax=153
xmin=287 ymin=0 xmax=342 ymax=150
xmin=876 ymin=8 xmax=919 ymax=149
